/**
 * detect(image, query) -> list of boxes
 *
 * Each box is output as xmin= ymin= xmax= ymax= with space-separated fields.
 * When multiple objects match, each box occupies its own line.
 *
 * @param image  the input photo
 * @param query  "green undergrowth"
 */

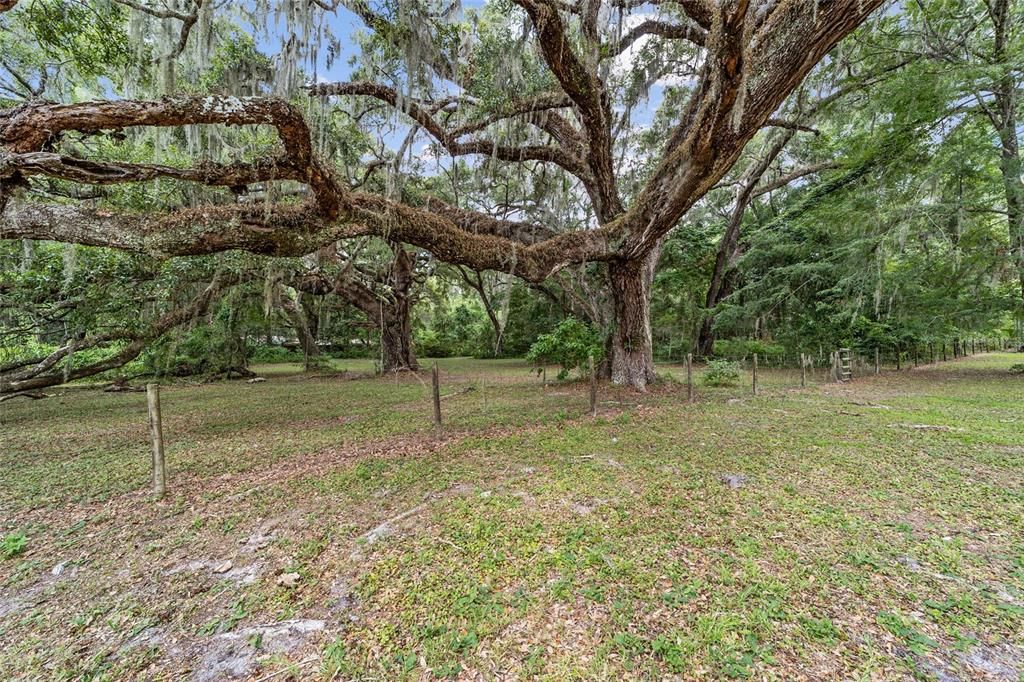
xmin=1 ymin=354 xmax=1022 ymax=679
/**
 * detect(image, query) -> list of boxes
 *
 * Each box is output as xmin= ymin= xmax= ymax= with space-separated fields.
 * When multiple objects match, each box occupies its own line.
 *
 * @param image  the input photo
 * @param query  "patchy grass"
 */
xmin=1 ymin=354 xmax=1022 ymax=680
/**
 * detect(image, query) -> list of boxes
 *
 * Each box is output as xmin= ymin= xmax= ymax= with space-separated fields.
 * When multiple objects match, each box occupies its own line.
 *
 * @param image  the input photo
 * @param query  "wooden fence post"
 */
xmin=752 ymin=353 xmax=758 ymax=396
xmin=431 ymin=362 xmax=442 ymax=428
xmin=686 ymin=353 xmax=693 ymax=403
xmin=875 ymin=347 xmax=880 ymax=375
xmin=588 ymin=355 xmax=597 ymax=417
xmin=542 ymin=366 xmax=547 ymax=390
xmin=147 ymin=383 xmax=166 ymax=499
xmin=800 ymin=353 xmax=806 ymax=387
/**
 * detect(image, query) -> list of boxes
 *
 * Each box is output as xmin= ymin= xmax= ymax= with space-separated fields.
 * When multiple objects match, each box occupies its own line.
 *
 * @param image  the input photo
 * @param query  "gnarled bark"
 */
xmin=608 ymin=242 xmax=662 ymax=390
xmin=379 ymin=296 xmax=417 ymax=372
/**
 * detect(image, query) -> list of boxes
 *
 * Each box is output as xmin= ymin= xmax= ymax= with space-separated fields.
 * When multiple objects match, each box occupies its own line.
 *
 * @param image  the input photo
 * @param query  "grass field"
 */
xmin=1 ymin=355 xmax=1022 ymax=680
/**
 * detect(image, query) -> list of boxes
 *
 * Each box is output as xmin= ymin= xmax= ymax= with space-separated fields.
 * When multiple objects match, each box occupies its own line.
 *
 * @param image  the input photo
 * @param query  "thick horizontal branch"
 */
xmin=423 ymin=197 xmax=558 ymax=245
xmin=0 ymin=95 xmax=612 ymax=279
xmin=1 ymin=193 xmax=621 ymax=282
xmin=610 ymin=19 xmax=706 ymax=56
xmin=347 ymin=192 xmax=620 ymax=281
xmin=0 ymin=96 xmax=341 ymax=215
xmin=0 ymin=200 xmax=360 ymax=257
xmin=1 ymin=151 xmax=304 ymax=187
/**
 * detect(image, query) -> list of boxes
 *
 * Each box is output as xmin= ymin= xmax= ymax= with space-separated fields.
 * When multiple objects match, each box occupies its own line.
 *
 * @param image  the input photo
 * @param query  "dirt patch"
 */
xmin=184 ymin=619 xmax=326 ymax=681
xmin=958 ymin=641 xmax=1024 ymax=680
xmin=719 ymin=473 xmax=749 ymax=489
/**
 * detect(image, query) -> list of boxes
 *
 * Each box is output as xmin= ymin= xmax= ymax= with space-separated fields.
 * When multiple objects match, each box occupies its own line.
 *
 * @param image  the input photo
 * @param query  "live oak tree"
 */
xmin=0 ymin=243 xmax=238 ymax=397
xmin=0 ymin=0 xmax=887 ymax=388
xmin=290 ymin=240 xmax=427 ymax=372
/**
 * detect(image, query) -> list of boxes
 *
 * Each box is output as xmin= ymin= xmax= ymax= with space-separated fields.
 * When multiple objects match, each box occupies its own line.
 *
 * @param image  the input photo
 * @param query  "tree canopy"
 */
xmin=1 ymin=0 xmax=1022 ymax=395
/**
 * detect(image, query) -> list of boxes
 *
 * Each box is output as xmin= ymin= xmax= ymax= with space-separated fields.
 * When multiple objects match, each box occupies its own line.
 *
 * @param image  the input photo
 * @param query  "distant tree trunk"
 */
xmin=458 ymin=267 xmax=506 ymax=357
xmin=378 ymin=246 xmax=418 ymax=372
xmin=301 ymin=295 xmax=320 ymax=345
xmin=697 ymin=265 xmax=740 ymax=358
xmin=697 ymin=132 xmax=801 ymax=358
xmin=698 ymin=211 xmax=746 ymax=358
xmin=607 ymin=241 xmax=661 ymax=390
xmin=988 ymin=0 xmax=1024 ymax=303
xmin=379 ymin=299 xmax=417 ymax=372
xmin=291 ymin=244 xmax=419 ymax=373
xmin=995 ymin=83 xmax=1024 ymax=303
xmin=279 ymin=292 xmax=320 ymax=367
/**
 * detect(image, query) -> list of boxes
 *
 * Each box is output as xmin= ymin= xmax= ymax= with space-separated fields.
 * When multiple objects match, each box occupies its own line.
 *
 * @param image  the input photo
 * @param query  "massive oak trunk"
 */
xmin=376 ymin=246 xmax=418 ymax=372
xmin=379 ymin=293 xmax=417 ymax=372
xmin=279 ymin=292 xmax=321 ymax=367
xmin=608 ymin=242 xmax=661 ymax=390
xmin=293 ymin=244 xmax=418 ymax=373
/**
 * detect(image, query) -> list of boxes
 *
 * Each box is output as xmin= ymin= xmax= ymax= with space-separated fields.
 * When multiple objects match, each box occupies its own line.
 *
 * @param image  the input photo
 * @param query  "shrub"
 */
xmin=414 ymin=329 xmax=453 ymax=359
xmin=1010 ymin=363 xmax=1024 ymax=374
xmin=713 ymin=339 xmax=784 ymax=360
xmin=1 ymin=533 xmax=27 ymax=560
xmin=526 ymin=318 xmax=604 ymax=380
xmin=144 ymin=320 xmax=247 ymax=377
xmin=701 ymin=359 xmax=741 ymax=387
xmin=249 ymin=345 xmax=305 ymax=363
